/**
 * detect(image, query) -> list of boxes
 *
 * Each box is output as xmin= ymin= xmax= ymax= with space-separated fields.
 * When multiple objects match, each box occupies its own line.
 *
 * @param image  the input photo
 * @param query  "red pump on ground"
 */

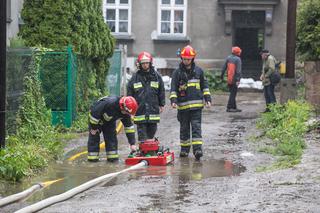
xmin=125 ymin=138 xmax=174 ymax=166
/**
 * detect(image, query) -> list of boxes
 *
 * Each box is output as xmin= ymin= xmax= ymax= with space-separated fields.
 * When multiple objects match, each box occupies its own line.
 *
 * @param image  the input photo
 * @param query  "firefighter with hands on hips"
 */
xmin=170 ymin=45 xmax=212 ymax=160
xmin=127 ymin=51 xmax=165 ymax=143
xmin=221 ymin=46 xmax=242 ymax=112
xmin=87 ymin=96 xmax=138 ymax=162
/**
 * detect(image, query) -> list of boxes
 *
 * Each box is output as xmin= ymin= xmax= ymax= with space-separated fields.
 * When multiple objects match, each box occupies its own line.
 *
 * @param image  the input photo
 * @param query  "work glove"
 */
xmin=90 ymin=129 xmax=99 ymax=135
xmin=130 ymin=144 xmax=137 ymax=152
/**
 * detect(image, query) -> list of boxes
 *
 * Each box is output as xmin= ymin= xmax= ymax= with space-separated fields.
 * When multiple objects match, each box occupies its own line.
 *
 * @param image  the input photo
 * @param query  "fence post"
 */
xmin=66 ymin=45 xmax=73 ymax=127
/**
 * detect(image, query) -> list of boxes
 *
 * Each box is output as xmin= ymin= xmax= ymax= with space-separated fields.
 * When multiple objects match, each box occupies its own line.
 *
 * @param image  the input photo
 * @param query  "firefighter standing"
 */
xmin=170 ymin=45 xmax=212 ymax=160
xmin=127 ymin=51 xmax=165 ymax=143
xmin=221 ymin=46 xmax=242 ymax=112
xmin=87 ymin=96 xmax=138 ymax=162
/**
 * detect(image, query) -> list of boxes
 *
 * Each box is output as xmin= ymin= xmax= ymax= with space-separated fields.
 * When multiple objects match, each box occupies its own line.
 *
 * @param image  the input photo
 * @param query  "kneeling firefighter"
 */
xmin=87 ymin=96 xmax=138 ymax=162
xmin=170 ymin=45 xmax=212 ymax=160
xmin=127 ymin=51 xmax=165 ymax=143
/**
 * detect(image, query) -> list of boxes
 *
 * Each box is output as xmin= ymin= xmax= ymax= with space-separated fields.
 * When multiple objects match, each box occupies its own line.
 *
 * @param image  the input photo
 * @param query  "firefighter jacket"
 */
xmin=221 ymin=54 xmax=242 ymax=85
xmin=88 ymin=96 xmax=136 ymax=145
xmin=262 ymin=54 xmax=276 ymax=86
xmin=170 ymin=62 xmax=211 ymax=111
xmin=127 ymin=67 xmax=165 ymax=124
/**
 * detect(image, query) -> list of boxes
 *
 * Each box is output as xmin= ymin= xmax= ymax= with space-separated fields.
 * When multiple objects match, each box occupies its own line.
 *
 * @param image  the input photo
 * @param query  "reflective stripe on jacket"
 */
xmin=88 ymin=96 xmax=136 ymax=145
xmin=170 ymin=63 xmax=211 ymax=111
xmin=127 ymin=67 xmax=165 ymax=123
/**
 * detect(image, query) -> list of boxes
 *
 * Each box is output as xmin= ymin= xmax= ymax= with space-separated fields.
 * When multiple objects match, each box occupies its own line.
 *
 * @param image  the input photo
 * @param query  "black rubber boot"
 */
xmin=87 ymin=158 xmax=99 ymax=162
xmin=107 ymin=158 xmax=119 ymax=162
xmin=179 ymin=151 xmax=189 ymax=157
xmin=194 ymin=149 xmax=203 ymax=161
xmin=179 ymin=146 xmax=190 ymax=157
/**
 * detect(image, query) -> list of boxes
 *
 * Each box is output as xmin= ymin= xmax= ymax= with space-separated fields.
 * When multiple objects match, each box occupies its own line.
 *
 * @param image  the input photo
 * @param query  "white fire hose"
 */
xmin=0 ymin=184 xmax=42 ymax=207
xmin=15 ymin=161 xmax=148 ymax=213
xmin=0 ymin=179 xmax=63 ymax=207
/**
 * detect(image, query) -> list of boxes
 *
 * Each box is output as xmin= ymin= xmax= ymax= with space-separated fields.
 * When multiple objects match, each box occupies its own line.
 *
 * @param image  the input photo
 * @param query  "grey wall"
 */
xmin=6 ymin=0 xmax=24 ymax=46
xmin=265 ymin=0 xmax=287 ymax=61
xmin=115 ymin=0 xmax=288 ymax=70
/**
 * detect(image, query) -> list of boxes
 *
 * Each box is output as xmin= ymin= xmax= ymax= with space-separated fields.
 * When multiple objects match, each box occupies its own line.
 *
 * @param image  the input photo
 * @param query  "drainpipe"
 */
xmin=0 ymin=0 xmax=7 ymax=148
xmin=280 ymin=0 xmax=298 ymax=104
xmin=15 ymin=161 xmax=148 ymax=213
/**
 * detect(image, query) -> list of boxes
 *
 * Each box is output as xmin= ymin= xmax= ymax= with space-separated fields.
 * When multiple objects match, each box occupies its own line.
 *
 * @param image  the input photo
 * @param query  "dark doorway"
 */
xmin=233 ymin=11 xmax=265 ymax=80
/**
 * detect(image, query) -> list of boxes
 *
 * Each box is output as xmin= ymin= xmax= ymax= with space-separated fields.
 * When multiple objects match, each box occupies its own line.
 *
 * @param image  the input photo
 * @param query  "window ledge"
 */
xmin=152 ymin=35 xmax=191 ymax=42
xmin=112 ymin=34 xmax=135 ymax=41
xmin=6 ymin=18 xmax=13 ymax=23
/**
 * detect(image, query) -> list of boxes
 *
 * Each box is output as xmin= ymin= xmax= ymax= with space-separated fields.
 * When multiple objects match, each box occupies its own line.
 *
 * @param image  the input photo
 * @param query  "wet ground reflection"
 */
xmin=0 ymin=158 xmax=245 ymax=203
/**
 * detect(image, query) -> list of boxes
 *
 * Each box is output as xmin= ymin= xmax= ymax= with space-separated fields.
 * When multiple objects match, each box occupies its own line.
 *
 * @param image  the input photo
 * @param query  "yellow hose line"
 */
xmin=67 ymin=122 xmax=123 ymax=161
xmin=42 ymin=178 xmax=64 ymax=188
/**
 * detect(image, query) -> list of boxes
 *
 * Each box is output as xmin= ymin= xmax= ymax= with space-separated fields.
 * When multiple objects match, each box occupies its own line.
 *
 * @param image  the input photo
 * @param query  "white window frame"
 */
xmin=103 ymin=0 xmax=132 ymax=35
xmin=157 ymin=0 xmax=187 ymax=36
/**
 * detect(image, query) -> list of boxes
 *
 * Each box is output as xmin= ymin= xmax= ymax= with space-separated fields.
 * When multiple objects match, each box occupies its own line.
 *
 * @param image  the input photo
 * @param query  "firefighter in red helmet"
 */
xmin=221 ymin=46 xmax=242 ymax=112
xmin=170 ymin=45 xmax=212 ymax=160
xmin=127 ymin=51 xmax=165 ymax=143
xmin=87 ymin=96 xmax=138 ymax=162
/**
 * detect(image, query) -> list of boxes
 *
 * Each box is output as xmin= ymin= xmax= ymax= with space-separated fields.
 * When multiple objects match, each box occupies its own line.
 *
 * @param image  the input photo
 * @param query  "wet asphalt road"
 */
xmin=2 ymin=92 xmax=320 ymax=213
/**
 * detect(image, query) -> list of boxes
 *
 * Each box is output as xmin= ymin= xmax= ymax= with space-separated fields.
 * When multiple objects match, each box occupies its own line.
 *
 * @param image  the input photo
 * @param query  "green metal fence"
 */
xmin=39 ymin=46 xmax=77 ymax=127
xmin=106 ymin=49 xmax=122 ymax=96
xmin=6 ymin=47 xmax=77 ymax=129
xmin=7 ymin=47 xmax=122 ymax=130
xmin=6 ymin=48 xmax=31 ymax=134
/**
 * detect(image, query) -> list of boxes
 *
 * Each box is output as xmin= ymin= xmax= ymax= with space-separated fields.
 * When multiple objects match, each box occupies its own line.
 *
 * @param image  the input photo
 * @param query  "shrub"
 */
xmin=257 ymin=100 xmax=312 ymax=169
xmin=297 ymin=0 xmax=320 ymax=60
xmin=205 ymin=70 xmax=228 ymax=92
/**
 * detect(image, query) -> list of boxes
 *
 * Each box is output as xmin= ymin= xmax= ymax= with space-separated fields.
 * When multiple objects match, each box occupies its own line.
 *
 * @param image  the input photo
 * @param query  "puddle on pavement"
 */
xmin=0 ymin=158 xmax=245 ymax=203
xmin=127 ymin=158 xmax=245 ymax=182
xmin=0 ymin=159 xmax=128 ymax=202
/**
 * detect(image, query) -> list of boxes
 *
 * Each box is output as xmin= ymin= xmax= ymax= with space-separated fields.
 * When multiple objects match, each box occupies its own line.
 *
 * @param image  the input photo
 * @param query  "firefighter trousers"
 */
xmin=177 ymin=109 xmax=203 ymax=154
xmin=137 ymin=123 xmax=157 ymax=143
xmin=87 ymin=121 xmax=119 ymax=161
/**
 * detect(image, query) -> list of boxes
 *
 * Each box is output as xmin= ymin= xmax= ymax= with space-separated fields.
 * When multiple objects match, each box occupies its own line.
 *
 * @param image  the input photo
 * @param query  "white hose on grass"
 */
xmin=15 ymin=161 xmax=147 ymax=213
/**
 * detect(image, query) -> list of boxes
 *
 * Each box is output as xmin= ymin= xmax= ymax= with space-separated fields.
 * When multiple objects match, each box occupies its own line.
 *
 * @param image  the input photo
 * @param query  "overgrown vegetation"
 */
xmin=2 ymin=0 xmax=115 ymax=181
xmin=1 ymin=52 xmax=65 ymax=181
xmin=297 ymin=0 xmax=320 ymax=60
xmin=205 ymin=70 xmax=228 ymax=92
xmin=20 ymin=0 xmax=114 ymax=109
xmin=256 ymin=101 xmax=312 ymax=171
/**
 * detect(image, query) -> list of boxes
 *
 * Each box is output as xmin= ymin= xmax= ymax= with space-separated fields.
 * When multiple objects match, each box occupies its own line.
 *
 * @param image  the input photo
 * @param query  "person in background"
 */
xmin=260 ymin=49 xmax=277 ymax=112
xmin=221 ymin=46 xmax=242 ymax=112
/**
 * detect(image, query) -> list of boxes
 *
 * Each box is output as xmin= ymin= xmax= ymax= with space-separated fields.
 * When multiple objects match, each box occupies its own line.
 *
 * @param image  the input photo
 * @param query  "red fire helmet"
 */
xmin=137 ymin=51 xmax=153 ymax=63
xmin=180 ymin=45 xmax=196 ymax=59
xmin=119 ymin=96 xmax=138 ymax=115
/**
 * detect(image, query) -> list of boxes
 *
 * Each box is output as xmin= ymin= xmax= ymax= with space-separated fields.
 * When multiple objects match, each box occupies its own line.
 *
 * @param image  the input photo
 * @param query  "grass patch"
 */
xmin=256 ymin=100 xmax=312 ymax=170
